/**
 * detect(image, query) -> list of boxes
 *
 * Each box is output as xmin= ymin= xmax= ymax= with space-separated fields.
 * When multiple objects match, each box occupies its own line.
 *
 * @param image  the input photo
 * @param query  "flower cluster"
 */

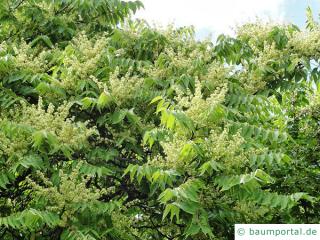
xmin=240 ymin=41 xmax=289 ymax=92
xmin=0 ymin=119 xmax=30 ymax=159
xmin=160 ymin=134 xmax=192 ymax=170
xmin=182 ymin=79 xmax=227 ymax=127
xmin=12 ymin=41 xmax=50 ymax=73
xmin=202 ymin=129 xmax=246 ymax=171
xmin=289 ymin=30 xmax=320 ymax=58
xmin=109 ymin=67 xmax=144 ymax=105
xmin=19 ymin=98 xmax=97 ymax=150
xmin=236 ymin=22 xmax=277 ymax=49
xmin=58 ymin=33 xmax=107 ymax=91
xmin=200 ymin=61 xmax=229 ymax=92
xmin=27 ymin=165 xmax=104 ymax=227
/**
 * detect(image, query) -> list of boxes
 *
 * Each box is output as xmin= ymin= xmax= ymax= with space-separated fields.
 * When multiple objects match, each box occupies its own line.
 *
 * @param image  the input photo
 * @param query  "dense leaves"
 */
xmin=0 ymin=0 xmax=143 ymax=44
xmin=0 ymin=1 xmax=320 ymax=239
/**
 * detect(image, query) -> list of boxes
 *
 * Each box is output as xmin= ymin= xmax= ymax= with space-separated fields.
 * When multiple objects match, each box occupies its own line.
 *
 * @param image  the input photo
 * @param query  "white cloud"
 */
xmin=134 ymin=0 xmax=286 ymax=37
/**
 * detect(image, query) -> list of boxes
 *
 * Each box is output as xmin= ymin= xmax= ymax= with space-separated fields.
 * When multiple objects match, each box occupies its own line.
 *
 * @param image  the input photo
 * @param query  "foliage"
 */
xmin=0 ymin=0 xmax=143 ymax=44
xmin=0 ymin=1 xmax=320 ymax=239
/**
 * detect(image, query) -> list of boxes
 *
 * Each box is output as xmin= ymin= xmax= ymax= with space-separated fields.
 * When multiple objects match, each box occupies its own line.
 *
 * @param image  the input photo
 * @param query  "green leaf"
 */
xmin=158 ymin=189 xmax=176 ymax=203
xmin=173 ymin=201 xmax=199 ymax=215
xmin=31 ymin=35 xmax=54 ymax=48
xmin=11 ymin=155 xmax=43 ymax=172
xmin=162 ymin=203 xmax=180 ymax=222
xmin=150 ymin=96 xmax=163 ymax=104
xmin=110 ymin=109 xmax=127 ymax=124
xmin=97 ymin=91 xmax=112 ymax=110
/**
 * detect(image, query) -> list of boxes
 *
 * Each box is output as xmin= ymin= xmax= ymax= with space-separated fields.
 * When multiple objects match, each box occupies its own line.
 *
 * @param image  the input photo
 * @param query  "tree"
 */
xmin=0 ymin=1 xmax=319 ymax=239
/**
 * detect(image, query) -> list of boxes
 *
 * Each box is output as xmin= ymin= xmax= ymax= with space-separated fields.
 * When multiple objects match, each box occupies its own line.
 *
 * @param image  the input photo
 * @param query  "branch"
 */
xmin=150 ymin=218 xmax=173 ymax=240
xmin=12 ymin=0 xmax=26 ymax=11
xmin=55 ymin=2 xmax=73 ymax=15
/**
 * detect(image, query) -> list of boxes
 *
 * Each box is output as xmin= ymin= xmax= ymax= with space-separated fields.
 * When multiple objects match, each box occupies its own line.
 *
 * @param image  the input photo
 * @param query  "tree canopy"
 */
xmin=0 ymin=1 xmax=319 ymax=239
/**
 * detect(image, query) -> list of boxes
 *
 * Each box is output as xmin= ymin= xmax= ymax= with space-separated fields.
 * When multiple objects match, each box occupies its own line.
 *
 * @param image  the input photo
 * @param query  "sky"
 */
xmin=134 ymin=0 xmax=320 ymax=39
